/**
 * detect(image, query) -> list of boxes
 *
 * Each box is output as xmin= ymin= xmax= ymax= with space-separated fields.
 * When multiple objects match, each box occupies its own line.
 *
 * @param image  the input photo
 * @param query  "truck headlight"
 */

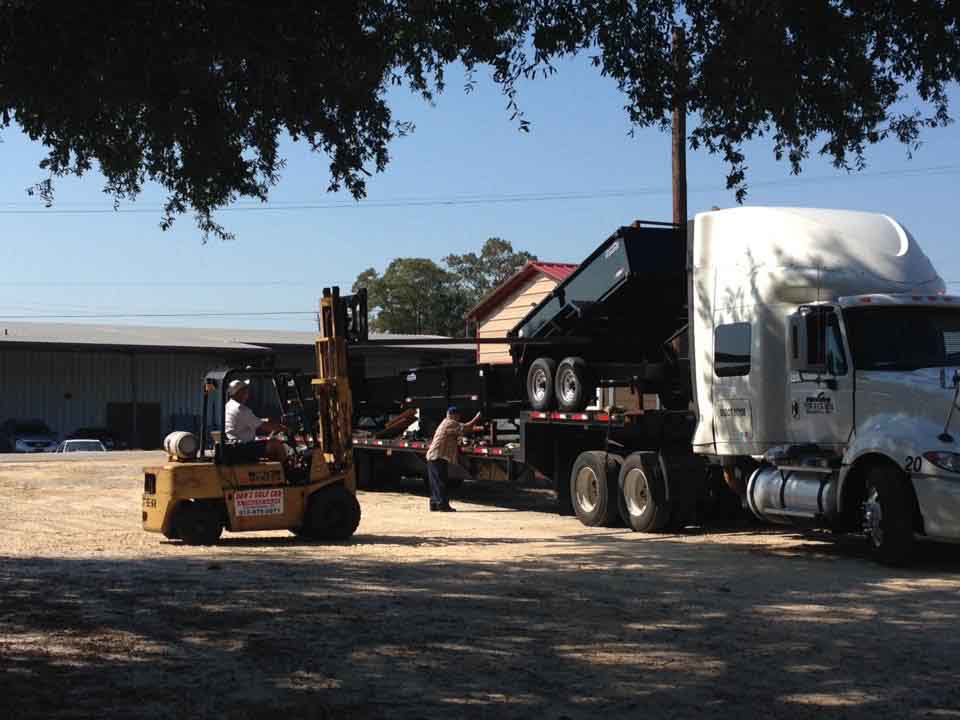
xmin=923 ymin=451 xmax=960 ymax=473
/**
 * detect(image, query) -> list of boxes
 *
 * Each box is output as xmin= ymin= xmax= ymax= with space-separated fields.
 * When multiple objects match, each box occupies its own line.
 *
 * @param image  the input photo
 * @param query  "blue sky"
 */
xmin=1 ymin=56 xmax=958 ymax=330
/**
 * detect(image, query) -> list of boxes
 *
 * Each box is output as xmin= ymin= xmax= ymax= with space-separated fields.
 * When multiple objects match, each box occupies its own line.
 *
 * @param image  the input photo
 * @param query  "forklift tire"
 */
xmin=175 ymin=502 xmax=223 ymax=545
xmin=570 ymin=451 xmax=622 ymax=527
xmin=555 ymin=357 xmax=595 ymax=412
xmin=303 ymin=485 xmax=361 ymax=541
xmin=862 ymin=463 xmax=915 ymax=565
xmin=527 ymin=357 xmax=557 ymax=411
xmin=618 ymin=452 xmax=673 ymax=533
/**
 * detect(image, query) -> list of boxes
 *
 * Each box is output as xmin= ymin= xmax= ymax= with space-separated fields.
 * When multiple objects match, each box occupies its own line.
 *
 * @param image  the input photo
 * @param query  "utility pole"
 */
xmin=672 ymin=26 xmax=688 ymax=227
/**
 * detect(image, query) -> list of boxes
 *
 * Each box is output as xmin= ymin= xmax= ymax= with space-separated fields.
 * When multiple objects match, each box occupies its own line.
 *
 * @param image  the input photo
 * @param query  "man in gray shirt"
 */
xmin=425 ymin=405 xmax=481 ymax=512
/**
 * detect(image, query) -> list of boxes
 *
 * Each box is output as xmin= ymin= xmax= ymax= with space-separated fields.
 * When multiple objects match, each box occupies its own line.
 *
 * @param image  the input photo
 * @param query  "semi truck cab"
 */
xmin=692 ymin=207 xmax=960 ymax=562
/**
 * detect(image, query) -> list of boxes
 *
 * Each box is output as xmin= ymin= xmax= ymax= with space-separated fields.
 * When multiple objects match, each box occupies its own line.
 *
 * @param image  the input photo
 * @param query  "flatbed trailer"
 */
xmin=353 ymin=407 xmax=735 ymax=529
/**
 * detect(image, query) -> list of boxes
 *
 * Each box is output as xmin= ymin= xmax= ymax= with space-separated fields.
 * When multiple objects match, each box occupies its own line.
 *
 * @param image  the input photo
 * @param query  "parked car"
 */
xmin=0 ymin=419 xmax=58 ymax=453
xmin=54 ymin=439 xmax=107 ymax=453
xmin=65 ymin=427 xmax=123 ymax=450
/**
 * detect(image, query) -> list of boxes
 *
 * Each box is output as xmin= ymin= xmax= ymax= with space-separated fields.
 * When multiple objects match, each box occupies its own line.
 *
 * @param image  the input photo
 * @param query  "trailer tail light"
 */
xmin=595 ymin=413 xmax=610 ymax=422
xmin=530 ymin=412 xmax=548 ymax=420
xmin=570 ymin=413 xmax=589 ymax=421
xmin=144 ymin=473 xmax=156 ymax=494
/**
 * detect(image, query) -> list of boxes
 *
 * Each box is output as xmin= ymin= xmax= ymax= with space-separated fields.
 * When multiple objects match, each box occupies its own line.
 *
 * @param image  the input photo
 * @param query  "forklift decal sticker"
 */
xmin=803 ymin=393 xmax=834 ymax=414
xmin=243 ymin=470 xmax=283 ymax=486
xmin=235 ymin=488 xmax=284 ymax=517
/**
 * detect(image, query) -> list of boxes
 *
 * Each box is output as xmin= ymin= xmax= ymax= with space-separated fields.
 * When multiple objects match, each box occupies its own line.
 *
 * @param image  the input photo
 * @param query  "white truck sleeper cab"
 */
xmin=691 ymin=207 xmax=960 ymax=562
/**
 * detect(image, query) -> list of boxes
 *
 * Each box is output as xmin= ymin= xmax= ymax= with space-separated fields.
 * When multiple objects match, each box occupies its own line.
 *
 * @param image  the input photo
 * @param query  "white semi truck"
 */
xmin=690 ymin=207 xmax=959 ymax=563
xmin=353 ymin=207 xmax=960 ymax=564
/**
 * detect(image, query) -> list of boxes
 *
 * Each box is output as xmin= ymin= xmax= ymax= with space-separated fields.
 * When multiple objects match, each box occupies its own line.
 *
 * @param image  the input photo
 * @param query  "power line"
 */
xmin=0 ymin=280 xmax=355 ymax=287
xmin=0 ymin=311 xmax=316 ymax=320
xmin=0 ymin=163 xmax=958 ymax=215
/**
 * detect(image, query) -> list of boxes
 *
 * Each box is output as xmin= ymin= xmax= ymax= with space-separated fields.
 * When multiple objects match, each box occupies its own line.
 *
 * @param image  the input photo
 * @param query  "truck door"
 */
xmin=787 ymin=306 xmax=854 ymax=449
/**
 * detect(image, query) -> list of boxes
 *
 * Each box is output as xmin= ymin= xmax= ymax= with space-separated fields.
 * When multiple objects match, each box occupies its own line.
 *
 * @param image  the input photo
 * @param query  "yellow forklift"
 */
xmin=142 ymin=288 xmax=365 ymax=544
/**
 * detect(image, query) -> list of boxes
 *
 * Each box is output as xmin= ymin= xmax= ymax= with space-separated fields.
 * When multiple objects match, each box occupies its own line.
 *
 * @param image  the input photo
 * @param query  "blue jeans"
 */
xmin=427 ymin=460 xmax=449 ymax=507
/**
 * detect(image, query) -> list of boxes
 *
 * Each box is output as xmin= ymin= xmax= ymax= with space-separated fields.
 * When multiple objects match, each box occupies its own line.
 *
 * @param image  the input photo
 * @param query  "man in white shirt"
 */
xmin=223 ymin=380 xmax=286 ymax=463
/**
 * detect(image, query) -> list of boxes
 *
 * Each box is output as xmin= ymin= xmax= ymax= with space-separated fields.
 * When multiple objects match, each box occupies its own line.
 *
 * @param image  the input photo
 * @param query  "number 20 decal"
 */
xmin=904 ymin=456 xmax=923 ymax=473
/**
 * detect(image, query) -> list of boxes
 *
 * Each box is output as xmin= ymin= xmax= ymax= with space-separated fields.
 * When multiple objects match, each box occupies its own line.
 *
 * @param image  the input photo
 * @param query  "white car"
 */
xmin=54 ymin=439 xmax=107 ymax=453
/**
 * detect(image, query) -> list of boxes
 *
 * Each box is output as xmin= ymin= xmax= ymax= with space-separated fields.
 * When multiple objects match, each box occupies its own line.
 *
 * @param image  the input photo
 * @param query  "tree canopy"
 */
xmin=1 ymin=2 xmax=957 ymax=238
xmin=356 ymin=237 xmax=535 ymax=336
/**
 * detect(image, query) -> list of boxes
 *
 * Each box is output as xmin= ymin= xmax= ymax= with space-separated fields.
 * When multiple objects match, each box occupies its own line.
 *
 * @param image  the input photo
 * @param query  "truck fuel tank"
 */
xmin=747 ymin=465 xmax=838 ymax=526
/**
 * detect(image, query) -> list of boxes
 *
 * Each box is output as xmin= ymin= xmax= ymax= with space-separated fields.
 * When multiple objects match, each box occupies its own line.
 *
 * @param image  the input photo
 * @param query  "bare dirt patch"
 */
xmin=2 ymin=452 xmax=960 ymax=718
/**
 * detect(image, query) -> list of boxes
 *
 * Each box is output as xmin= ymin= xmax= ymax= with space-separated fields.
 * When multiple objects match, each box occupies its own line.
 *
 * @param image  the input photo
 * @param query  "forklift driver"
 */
xmin=224 ymin=380 xmax=288 ymax=463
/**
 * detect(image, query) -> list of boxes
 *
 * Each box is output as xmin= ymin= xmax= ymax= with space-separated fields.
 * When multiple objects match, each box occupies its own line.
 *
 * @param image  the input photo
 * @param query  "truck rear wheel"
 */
xmin=618 ymin=452 xmax=673 ymax=532
xmin=862 ymin=463 xmax=915 ymax=565
xmin=527 ymin=358 xmax=557 ymax=411
xmin=175 ymin=502 xmax=223 ymax=545
xmin=555 ymin=357 xmax=595 ymax=412
xmin=303 ymin=485 xmax=361 ymax=541
xmin=570 ymin=451 xmax=621 ymax=527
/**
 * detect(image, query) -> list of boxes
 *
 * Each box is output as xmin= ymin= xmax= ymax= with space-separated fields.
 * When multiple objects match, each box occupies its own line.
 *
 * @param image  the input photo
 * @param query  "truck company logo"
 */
xmin=804 ymin=393 xmax=834 ymax=415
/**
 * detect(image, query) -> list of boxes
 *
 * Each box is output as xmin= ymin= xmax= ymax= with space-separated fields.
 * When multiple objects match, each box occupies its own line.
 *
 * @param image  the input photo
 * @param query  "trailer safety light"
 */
xmin=570 ymin=413 xmax=589 ymax=421
xmin=923 ymin=451 xmax=960 ymax=473
xmin=530 ymin=412 xmax=548 ymax=419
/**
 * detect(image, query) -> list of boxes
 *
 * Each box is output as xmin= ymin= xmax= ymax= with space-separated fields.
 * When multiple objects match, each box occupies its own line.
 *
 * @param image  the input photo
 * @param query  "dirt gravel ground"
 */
xmin=1 ymin=452 xmax=960 ymax=719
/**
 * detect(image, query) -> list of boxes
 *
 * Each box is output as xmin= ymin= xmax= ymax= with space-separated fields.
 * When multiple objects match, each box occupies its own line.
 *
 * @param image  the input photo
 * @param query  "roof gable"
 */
xmin=466 ymin=261 xmax=577 ymax=321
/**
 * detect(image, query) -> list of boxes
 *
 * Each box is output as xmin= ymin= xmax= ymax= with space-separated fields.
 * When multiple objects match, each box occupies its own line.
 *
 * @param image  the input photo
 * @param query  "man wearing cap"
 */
xmin=425 ymin=406 xmax=481 ymax=512
xmin=224 ymin=379 xmax=287 ymax=463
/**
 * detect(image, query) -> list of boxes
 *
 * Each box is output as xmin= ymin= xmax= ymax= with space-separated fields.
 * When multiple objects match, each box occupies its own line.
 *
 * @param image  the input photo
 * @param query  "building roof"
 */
xmin=0 ymin=321 xmax=473 ymax=353
xmin=466 ymin=261 xmax=578 ymax=321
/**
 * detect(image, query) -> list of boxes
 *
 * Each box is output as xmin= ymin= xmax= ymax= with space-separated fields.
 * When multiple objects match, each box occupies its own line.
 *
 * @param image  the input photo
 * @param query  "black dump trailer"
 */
xmin=351 ymin=221 xmax=739 ymax=530
xmin=509 ymin=221 xmax=690 ymax=413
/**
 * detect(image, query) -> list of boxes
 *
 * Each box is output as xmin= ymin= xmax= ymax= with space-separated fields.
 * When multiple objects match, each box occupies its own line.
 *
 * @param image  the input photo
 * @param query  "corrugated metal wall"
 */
xmin=0 ymin=344 xmax=473 ymax=446
xmin=0 ymin=348 xmax=252 ymax=441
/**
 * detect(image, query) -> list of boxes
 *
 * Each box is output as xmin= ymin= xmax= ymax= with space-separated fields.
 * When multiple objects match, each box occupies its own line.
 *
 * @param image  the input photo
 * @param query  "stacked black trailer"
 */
xmin=351 ymin=221 xmax=737 ymax=530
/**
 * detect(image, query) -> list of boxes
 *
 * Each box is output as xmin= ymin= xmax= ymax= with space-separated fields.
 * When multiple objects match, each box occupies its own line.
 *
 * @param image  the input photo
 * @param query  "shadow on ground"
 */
xmin=3 ymin=529 xmax=960 ymax=719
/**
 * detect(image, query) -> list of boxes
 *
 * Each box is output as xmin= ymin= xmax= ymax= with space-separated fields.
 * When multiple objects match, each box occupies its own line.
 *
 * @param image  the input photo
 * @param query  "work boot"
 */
xmin=430 ymin=503 xmax=456 ymax=512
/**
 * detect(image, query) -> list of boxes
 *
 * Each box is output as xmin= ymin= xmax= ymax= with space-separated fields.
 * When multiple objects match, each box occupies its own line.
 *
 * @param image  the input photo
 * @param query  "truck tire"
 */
xmin=555 ymin=357 xmax=595 ymax=412
xmin=618 ymin=452 xmax=673 ymax=533
xmin=570 ymin=451 xmax=621 ymax=527
xmin=526 ymin=357 xmax=557 ymax=411
xmin=303 ymin=485 xmax=362 ymax=541
xmin=862 ymin=463 xmax=915 ymax=565
xmin=175 ymin=502 xmax=223 ymax=545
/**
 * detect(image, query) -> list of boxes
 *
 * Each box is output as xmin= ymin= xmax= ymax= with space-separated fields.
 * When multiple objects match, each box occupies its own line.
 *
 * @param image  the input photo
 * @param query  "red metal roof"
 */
xmin=466 ymin=261 xmax=578 ymax=321
xmin=529 ymin=262 xmax=577 ymax=283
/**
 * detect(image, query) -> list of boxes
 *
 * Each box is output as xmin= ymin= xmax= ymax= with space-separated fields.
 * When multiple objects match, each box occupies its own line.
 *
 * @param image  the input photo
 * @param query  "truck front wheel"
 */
xmin=862 ymin=463 xmax=915 ymax=565
xmin=570 ymin=451 xmax=622 ymax=527
xmin=618 ymin=452 xmax=673 ymax=532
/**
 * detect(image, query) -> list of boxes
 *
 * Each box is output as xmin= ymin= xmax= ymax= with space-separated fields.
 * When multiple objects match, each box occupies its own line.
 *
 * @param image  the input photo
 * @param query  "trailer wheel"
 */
xmin=527 ymin=357 xmax=557 ymax=411
xmin=570 ymin=451 xmax=621 ymax=527
xmin=555 ymin=357 xmax=595 ymax=412
xmin=618 ymin=452 xmax=672 ymax=532
xmin=303 ymin=485 xmax=361 ymax=541
xmin=862 ymin=463 xmax=915 ymax=565
xmin=175 ymin=502 xmax=223 ymax=545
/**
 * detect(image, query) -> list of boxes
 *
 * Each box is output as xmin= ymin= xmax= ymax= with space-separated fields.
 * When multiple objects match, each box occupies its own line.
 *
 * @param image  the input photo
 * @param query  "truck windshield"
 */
xmin=843 ymin=306 xmax=960 ymax=371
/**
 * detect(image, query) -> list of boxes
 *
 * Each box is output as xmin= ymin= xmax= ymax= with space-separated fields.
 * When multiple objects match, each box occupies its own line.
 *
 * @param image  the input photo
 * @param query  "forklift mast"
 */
xmin=313 ymin=287 xmax=366 ymax=469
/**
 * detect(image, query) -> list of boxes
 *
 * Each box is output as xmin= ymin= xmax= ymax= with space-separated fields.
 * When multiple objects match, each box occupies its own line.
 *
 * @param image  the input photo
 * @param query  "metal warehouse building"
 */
xmin=0 ymin=322 xmax=471 ymax=449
